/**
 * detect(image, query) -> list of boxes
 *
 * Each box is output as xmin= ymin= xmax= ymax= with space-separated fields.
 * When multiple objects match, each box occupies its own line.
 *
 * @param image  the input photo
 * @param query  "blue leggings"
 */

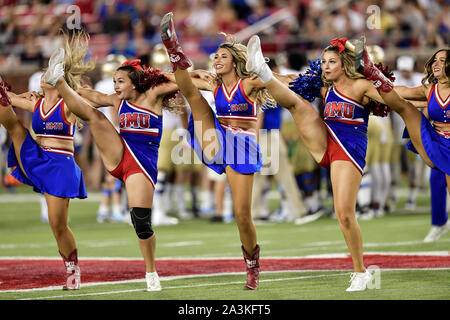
xmin=430 ymin=168 xmax=448 ymax=226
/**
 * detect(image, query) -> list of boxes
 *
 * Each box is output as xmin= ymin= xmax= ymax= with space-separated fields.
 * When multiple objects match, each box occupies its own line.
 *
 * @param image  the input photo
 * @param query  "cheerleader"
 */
xmin=0 ymin=30 xmax=94 ymax=290
xmin=244 ymin=35 xmax=394 ymax=291
xmin=159 ymin=12 xmax=278 ymax=290
xmin=355 ymin=42 xmax=449 ymax=188
xmin=43 ymin=47 xmax=183 ymax=291
xmin=356 ymin=43 xmax=449 ymax=238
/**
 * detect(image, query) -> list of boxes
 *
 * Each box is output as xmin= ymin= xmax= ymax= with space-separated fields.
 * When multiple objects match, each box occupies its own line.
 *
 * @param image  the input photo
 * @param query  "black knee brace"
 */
xmin=130 ymin=207 xmax=154 ymax=239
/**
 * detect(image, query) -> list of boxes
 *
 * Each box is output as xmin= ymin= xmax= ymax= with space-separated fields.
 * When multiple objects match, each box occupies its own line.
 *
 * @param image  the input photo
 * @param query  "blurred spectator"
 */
xmin=391 ymin=55 xmax=427 ymax=211
xmin=109 ymin=32 xmax=136 ymax=58
xmin=100 ymin=1 xmax=123 ymax=35
xmin=230 ymin=0 xmax=251 ymax=20
xmin=0 ymin=0 xmax=447 ymax=65
xmin=246 ymin=0 xmax=270 ymax=26
xmin=39 ymin=21 xmax=63 ymax=59
xmin=331 ymin=1 xmax=365 ymax=37
xmin=20 ymin=34 xmax=44 ymax=65
xmin=213 ymin=0 xmax=247 ymax=35
xmin=185 ymin=0 xmax=214 ymax=35
xmin=75 ymin=0 xmax=95 ymax=15
xmin=167 ymin=0 xmax=192 ymax=32
xmin=0 ymin=125 xmax=7 ymax=191
xmin=130 ymin=18 xmax=152 ymax=57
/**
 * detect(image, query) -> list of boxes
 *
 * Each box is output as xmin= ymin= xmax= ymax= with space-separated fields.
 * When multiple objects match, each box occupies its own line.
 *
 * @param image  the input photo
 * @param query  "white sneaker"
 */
xmin=122 ymin=212 xmax=133 ymax=226
xmin=146 ymin=272 xmax=162 ymax=291
xmin=153 ymin=214 xmax=179 ymax=226
xmin=178 ymin=210 xmax=193 ymax=220
xmin=245 ymin=35 xmax=271 ymax=82
xmin=44 ymin=48 xmax=65 ymax=86
xmin=96 ymin=213 xmax=108 ymax=223
xmin=111 ymin=213 xmax=124 ymax=222
xmin=405 ymin=200 xmax=416 ymax=211
xmin=40 ymin=213 xmax=49 ymax=223
xmin=346 ymin=270 xmax=372 ymax=292
xmin=424 ymin=221 xmax=450 ymax=243
xmin=294 ymin=208 xmax=325 ymax=225
xmin=374 ymin=208 xmax=385 ymax=218
xmin=269 ymin=208 xmax=288 ymax=222
xmin=359 ymin=209 xmax=375 ymax=221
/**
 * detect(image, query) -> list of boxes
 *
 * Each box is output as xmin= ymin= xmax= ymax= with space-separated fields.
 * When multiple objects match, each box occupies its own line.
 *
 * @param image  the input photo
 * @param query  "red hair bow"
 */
xmin=122 ymin=59 xmax=143 ymax=71
xmin=330 ymin=37 xmax=348 ymax=53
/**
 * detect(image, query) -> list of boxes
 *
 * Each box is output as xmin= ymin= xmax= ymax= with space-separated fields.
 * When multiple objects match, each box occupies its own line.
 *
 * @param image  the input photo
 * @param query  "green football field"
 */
xmin=0 ymin=185 xmax=449 ymax=304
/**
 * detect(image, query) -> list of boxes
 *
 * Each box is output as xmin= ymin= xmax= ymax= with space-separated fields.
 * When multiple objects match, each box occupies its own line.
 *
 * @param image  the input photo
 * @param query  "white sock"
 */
xmin=98 ymin=204 xmax=109 ymax=215
xmin=380 ymin=163 xmax=391 ymax=208
xmin=370 ymin=164 xmax=382 ymax=205
xmin=259 ymin=64 xmax=273 ymax=83
xmin=40 ymin=195 xmax=48 ymax=218
xmin=201 ymin=190 xmax=214 ymax=210
xmin=175 ymin=185 xmax=186 ymax=213
xmin=357 ymin=171 xmax=372 ymax=208
xmin=408 ymin=188 xmax=417 ymax=203
xmin=112 ymin=204 xmax=122 ymax=215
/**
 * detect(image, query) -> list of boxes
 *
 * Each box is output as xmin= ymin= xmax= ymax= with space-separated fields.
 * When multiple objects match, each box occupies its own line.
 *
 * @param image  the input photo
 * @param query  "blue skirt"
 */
xmin=7 ymin=131 xmax=87 ymax=198
xmin=404 ymin=114 xmax=450 ymax=176
xmin=324 ymin=121 xmax=368 ymax=175
xmin=187 ymin=113 xmax=262 ymax=175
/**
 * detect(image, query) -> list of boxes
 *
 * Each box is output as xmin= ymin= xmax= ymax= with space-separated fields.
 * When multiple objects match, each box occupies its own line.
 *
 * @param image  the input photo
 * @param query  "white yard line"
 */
xmin=159 ymin=241 xmax=203 ymax=247
xmin=7 ymin=267 xmax=450 ymax=299
xmin=0 ymin=251 xmax=448 ymax=261
xmin=13 ymin=272 xmax=350 ymax=299
xmin=1 ymin=251 xmax=449 ymax=296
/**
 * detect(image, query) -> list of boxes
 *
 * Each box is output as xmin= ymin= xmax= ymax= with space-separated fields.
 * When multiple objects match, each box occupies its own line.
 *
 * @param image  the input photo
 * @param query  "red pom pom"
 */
xmin=141 ymin=66 xmax=168 ymax=88
xmin=367 ymin=99 xmax=391 ymax=117
xmin=140 ymin=66 xmax=177 ymax=99
xmin=375 ymin=63 xmax=395 ymax=82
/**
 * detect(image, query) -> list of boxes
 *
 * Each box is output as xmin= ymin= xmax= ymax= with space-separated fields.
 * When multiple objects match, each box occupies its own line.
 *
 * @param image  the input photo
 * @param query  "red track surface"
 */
xmin=1 ymin=254 xmax=449 ymax=291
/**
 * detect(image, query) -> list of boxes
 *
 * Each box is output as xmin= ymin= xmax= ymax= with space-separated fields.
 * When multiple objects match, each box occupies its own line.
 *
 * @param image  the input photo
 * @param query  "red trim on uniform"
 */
xmin=118 ymin=99 xmax=125 ymax=113
xmin=435 ymin=83 xmax=450 ymax=109
xmin=239 ymin=80 xmax=257 ymax=116
xmin=36 ymin=134 xmax=74 ymax=140
xmin=332 ymin=87 xmax=365 ymax=109
xmin=427 ymin=83 xmax=435 ymax=105
xmin=435 ymin=130 xmax=450 ymax=139
xmin=324 ymin=88 xmax=330 ymax=101
xmin=217 ymin=115 xmax=258 ymax=122
xmin=324 ymin=118 xmax=364 ymax=125
xmin=40 ymin=98 xmax=63 ymax=120
xmin=214 ymin=85 xmax=220 ymax=99
xmin=40 ymin=146 xmax=74 ymax=157
xmin=218 ymin=120 xmax=257 ymax=137
xmin=34 ymin=97 xmax=43 ymax=112
xmin=434 ymin=121 xmax=450 ymax=139
xmin=59 ymin=100 xmax=73 ymax=129
xmin=119 ymin=129 xmax=159 ymax=136
xmin=126 ymin=100 xmax=159 ymax=118
xmin=221 ymin=79 xmax=241 ymax=103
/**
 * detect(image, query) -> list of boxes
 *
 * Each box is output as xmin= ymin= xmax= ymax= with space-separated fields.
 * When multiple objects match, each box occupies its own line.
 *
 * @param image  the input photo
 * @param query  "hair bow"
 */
xmin=330 ymin=37 xmax=348 ymax=53
xmin=122 ymin=59 xmax=143 ymax=71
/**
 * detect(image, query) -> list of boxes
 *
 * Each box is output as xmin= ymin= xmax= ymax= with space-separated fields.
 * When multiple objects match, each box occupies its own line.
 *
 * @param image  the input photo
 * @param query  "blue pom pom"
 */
xmin=289 ymin=58 xmax=324 ymax=102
